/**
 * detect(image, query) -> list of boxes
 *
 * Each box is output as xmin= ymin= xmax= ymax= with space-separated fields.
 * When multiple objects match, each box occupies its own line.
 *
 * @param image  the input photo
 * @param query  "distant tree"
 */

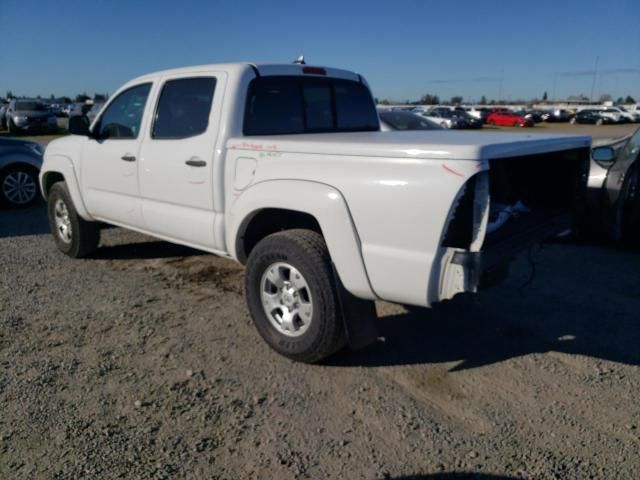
xmin=36 ymin=95 xmax=41 ymax=99
xmin=625 ymin=95 xmax=636 ymax=104
xmin=599 ymin=93 xmax=612 ymax=102
xmin=480 ymin=95 xmax=487 ymax=105
xmin=615 ymin=97 xmax=624 ymax=105
xmin=50 ymin=94 xmax=55 ymax=100
xmin=93 ymin=93 xmax=107 ymax=102
xmin=75 ymin=92 xmax=90 ymax=103
xmin=6 ymin=90 xmax=14 ymax=99
xmin=542 ymin=91 xmax=548 ymax=101
xmin=378 ymin=98 xmax=390 ymax=105
xmin=61 ymin=96 xmax=72 ymax=104
xmin=450 ymin=96 xmax=463 ymax=105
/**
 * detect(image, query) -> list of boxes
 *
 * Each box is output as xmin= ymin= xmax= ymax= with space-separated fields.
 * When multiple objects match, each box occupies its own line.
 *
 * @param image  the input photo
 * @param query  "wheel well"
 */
xmin=238 ymin=208 xmax=322 ymax=264
xmin=42 ymin=171 xmax=65 ymax=196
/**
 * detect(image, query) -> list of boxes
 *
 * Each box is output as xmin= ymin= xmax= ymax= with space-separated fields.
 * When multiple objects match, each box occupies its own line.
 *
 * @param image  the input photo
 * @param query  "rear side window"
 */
xmin=153 ymin=77 xmax=216 ymax=139
xmin=244 ymin=76 xmax=378 ymax=135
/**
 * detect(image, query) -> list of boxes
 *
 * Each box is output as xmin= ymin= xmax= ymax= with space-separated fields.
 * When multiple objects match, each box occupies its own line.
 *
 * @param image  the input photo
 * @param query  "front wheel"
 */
xmin=596 ymin=118 xmax=603 ymax=126
xmin=245 ymin=229 xmax=347 ymax=363
xmin=47 ymin=181 xmax=100 ymax=258
xmin=570 ymin=117 xmax=577 ymax=124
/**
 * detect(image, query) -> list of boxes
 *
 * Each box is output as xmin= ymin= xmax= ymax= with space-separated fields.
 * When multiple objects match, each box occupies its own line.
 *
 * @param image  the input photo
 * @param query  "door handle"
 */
xmin=185 ymin=158 xmax=207 ymax=167
xmin=121 ymin=154 xmax=136 ymax=162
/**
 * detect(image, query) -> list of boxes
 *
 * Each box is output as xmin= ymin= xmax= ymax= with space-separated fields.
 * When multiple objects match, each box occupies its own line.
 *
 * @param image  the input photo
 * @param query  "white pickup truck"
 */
xmin=40 ymin=62 xmax=591 ymax=362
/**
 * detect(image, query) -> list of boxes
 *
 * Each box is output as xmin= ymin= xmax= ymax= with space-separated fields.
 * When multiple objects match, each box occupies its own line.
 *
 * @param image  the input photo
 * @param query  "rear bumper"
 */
xmin=451 ymin=211 xmax=571 ymax=285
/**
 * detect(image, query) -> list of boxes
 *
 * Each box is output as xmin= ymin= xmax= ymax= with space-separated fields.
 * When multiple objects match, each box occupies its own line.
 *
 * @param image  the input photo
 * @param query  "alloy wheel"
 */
xmin=260 ymin=262 xmax=313 ymax=337
xmin=2 ymin=170 xmax=37 ymax=205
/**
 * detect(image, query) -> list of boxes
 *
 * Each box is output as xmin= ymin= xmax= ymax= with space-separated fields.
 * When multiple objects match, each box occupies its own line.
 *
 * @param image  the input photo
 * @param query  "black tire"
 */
xmin=47 ymin=181 xmax=100 ymax=258
xmin=7 ymin=117 xmax=15 ymax=134
xmin=245 ymin=229 xmax=347 ymax=363
xmin=0 ymin=165 xmax=40 ymax=207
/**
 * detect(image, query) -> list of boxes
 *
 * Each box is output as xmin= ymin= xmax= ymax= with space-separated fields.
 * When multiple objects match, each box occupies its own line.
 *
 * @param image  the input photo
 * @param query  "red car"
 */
xmin=486 ymin=110 xmax=533 ymax=127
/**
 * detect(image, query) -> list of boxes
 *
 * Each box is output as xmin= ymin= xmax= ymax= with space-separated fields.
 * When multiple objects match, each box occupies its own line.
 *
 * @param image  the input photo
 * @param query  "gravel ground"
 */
xmin=1 ymin=202 xmax=639 ymax=479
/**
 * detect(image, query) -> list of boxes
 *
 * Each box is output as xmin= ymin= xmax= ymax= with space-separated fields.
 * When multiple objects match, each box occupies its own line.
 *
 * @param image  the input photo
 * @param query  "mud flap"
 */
xmin=332 ymin=266 xmax=379 ymax=350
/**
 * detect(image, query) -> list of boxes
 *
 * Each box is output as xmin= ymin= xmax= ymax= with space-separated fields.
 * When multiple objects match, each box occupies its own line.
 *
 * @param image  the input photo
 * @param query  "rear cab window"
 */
xmin=243 ymin=76 xmax=379 ymax=135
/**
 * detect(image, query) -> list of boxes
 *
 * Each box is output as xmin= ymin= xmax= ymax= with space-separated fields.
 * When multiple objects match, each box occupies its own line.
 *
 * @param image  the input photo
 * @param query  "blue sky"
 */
xmin=1 ymin=0 xmax=639 ymax=102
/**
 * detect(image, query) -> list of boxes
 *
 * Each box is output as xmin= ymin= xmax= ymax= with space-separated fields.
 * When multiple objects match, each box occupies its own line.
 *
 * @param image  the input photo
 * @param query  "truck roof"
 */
xmin=228 ymin=131 xmax=592 ymax=161
xmin=128 ymin=62 xmax=361 ymax=84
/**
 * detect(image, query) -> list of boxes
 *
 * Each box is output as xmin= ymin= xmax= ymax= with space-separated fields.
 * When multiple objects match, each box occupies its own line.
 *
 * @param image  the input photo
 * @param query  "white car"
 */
xmin=597 ymin=108 xmax=625 ymax=124
xmin=411 ymin=107 xmax=461 ymax=128
xmin=39 ymin=61 xmax=591 ymax=362
xmin=614 ymin=106 xmax=640 ymax=122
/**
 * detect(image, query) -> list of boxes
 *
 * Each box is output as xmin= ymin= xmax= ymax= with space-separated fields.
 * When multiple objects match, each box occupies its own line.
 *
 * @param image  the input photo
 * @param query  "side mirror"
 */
xmin=592 ymin=146 xmax=615 ymax=166
xmin=68 ymin=115 xmax=90 ymax=136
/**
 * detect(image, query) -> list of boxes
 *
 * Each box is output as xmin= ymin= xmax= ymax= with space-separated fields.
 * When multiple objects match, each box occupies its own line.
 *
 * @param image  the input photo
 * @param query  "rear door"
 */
xmin=138 ymin=73 xmax=226 ymax=250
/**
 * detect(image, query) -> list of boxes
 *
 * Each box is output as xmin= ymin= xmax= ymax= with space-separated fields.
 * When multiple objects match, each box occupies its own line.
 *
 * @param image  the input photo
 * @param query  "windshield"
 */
xmin=379 ymin=111 xmax=441 ymax=130
xmin=15 ymin=101 xmax=47 ymax=111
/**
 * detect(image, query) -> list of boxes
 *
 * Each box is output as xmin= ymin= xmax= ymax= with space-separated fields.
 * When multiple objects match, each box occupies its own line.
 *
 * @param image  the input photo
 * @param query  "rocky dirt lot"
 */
xmin=1 ymin=203 xmax=639 ymax=480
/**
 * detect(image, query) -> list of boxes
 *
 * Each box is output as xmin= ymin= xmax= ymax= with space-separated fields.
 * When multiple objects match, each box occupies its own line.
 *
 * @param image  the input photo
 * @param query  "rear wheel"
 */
xmin=47 ymin=181 xmax=100 ymax=258
xmin=570 ymin=117 xmax=577 ymax=124
xmin=245 ymin=229 xmax=347 ymax=363
xmin=0 ymin=165 xmax=39 ymax=207
xmin=487 ymin=120 xmax=495 ymax=126
xmin=596 ymin=118 xmax=603 ymax=126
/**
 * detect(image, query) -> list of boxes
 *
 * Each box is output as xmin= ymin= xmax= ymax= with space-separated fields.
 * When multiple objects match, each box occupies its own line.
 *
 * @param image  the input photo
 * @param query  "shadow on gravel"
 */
xmin=331 ymin=246 xmax=640 ymax=371
xmin=0 ymin=201 xmax=49 ymax=238
xmin=90 ymin=240 xmax=206 ymax=260
xmin=379 ymin=474 xmax=522 ymax=480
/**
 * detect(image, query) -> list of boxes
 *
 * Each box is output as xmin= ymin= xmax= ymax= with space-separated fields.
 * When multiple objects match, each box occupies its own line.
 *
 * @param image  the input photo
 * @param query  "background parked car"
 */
xmin=414 ymin=107 xmax=465 ymax=129
xmin=5 ymin=99 xmax=58 ymax=134
xmin=378 ymin=109 xmax=442 ymax=131
xmin=524 ymin=110 xmax=544 ymax=123
xmin=581 ymin=128 xmax=640 ymax=243
xmin=0 ymin=137 xmax=43 ymax=207
xmin=486 ymin=110 xmax=533 ymax=127
xmin=541 ymin=109 xmax=572 ymax=122
xmin=570 ymin=109 xmax=609 ymax=125
xmin=596 ymin=108 xmax=624 ymax=124
xmin=604 ymin=107 xmax=633 ymax=123
xmin=455 ymin=106 xmax=490 ymax=123
xmin=434 ymin=107 xmax=483 ymax=129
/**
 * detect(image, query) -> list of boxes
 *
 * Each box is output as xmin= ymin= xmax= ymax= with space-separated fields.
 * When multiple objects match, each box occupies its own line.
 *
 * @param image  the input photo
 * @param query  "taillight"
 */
xmin=302 ymin=66 xmax=326 ymax=75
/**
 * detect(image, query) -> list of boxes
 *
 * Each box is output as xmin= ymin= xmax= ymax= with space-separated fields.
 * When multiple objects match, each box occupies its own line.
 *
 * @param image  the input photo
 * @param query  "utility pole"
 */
xmin=590 ymin=56 xmax=599 ymax=102
xmin=552 ymin=72 xmax=557 ymax=101
xmin=498 ymin=67 xmax=504 ymax=102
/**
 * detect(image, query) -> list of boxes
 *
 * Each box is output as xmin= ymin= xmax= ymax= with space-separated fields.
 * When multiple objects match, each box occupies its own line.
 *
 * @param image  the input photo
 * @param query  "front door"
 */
xmin=81 ymin=82 xmax=153 ymax=227
xmin=138 ymin=74 xmax=225 ymax=250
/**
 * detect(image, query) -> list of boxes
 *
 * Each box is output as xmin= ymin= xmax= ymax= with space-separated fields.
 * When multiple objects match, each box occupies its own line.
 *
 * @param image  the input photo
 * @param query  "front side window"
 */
xmin=153 ymin=77 xmax=216 ymax=139
xmin=244 ymin=76 xmax=378 ymax=135
xmin=96 ymin=83 xmax=151 ymax=139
